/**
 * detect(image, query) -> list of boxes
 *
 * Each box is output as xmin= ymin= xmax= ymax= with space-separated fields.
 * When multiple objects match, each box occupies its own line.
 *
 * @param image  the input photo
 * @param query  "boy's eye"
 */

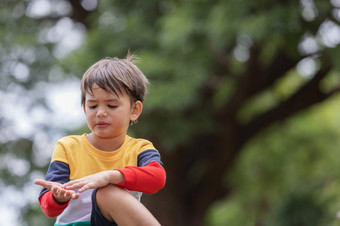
xmin=108 ymin=105 xmax=117 ymax=109
xmin=88 ymin=105 xmax=97 ymax=109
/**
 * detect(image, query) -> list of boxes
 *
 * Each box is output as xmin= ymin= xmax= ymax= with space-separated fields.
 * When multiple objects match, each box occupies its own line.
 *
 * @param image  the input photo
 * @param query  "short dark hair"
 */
xmin=80 ymin=53 xmax=149 ymax=106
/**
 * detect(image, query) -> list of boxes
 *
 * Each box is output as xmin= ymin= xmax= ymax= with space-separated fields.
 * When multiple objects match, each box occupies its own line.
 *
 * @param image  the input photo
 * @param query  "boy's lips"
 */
xmin=96 ymin=122 xmax=110 ymax=128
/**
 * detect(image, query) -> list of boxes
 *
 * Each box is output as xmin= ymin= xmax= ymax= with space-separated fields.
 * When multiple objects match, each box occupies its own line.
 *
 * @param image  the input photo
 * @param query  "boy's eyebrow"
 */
xmin=86 ymin=98 xmax=120 ymax=102
xmin=106 ymin=98 xmax=120 ymax=102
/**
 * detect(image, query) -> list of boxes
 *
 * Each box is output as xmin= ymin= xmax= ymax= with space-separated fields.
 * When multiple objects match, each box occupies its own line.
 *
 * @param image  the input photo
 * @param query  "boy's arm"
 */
xmin=61 ymin=150 xmax=166 ymax=195
xmin=117 ymin=160 xmax=166 ymax=194
xmin=38 ymin=161 xmax=71 ymax=217
xmin=39 ymin=190 xmax=70 ymax=218
xmin=116 ymin=149 xmax=166 ymax=194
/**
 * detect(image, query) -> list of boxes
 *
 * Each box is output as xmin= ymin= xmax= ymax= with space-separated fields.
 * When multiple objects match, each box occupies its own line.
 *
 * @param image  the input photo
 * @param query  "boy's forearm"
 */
xmin=116 ymin=161 xmax=166 ymax=194
xmin=109 ymin=170 xmax=125 ymax=184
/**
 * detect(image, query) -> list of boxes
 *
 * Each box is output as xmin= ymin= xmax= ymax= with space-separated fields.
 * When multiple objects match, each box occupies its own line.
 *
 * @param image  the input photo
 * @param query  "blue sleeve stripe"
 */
xmin=39 ymin=161 xmax=70 ymax=198
xmin=137 ymin=149 xmax=163 ymax=167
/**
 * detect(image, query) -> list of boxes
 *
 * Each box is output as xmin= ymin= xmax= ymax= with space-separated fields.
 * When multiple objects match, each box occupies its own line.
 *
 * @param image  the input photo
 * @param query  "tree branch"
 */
xmin=218 ymin=48 xmax=298 ymax=118
xmin=239 ymin=65 xmax=334 ymax=145
xmin=186 ymin=48 xmax=300 ymax=213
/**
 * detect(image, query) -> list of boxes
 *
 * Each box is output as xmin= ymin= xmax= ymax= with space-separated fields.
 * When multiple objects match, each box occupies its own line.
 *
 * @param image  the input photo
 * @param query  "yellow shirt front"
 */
xmin=52 ymin=134 xmax=156 ymax=180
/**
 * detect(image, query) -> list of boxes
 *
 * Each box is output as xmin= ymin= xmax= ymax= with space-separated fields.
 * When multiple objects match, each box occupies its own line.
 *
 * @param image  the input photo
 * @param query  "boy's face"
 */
xmin=84 ymin=83 xmax=142 ymax=140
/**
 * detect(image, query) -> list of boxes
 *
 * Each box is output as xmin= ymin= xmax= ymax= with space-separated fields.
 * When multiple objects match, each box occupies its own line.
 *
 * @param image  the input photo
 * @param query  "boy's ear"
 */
xmin=83 ymin=104 xmax=86 ymax=114
xmin=130 ymin=101 xmax=143 ymax=121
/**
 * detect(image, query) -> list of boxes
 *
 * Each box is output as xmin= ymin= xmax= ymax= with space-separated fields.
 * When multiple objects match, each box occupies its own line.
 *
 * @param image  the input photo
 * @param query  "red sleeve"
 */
xmin=116 ymin=161 xmax=166 ymax=194
xmin=39 ymin=191 xmax=69 ymax=218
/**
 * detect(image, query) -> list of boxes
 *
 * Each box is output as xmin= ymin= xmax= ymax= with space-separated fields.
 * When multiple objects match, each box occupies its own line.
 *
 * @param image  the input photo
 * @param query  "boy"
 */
xmin=34 ymin=53 xmax=166 ymax=226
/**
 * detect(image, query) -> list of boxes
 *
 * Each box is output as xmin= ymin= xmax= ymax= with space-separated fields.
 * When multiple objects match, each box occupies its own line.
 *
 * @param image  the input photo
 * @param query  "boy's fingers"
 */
xmin=79 ymin=183 xmax=92 ymax=193
xmin=34 ymin=179 xmax=54 ymax=190
xmin=64 ymin=181 xmax=85 ymax=190
xmin=65 ymin=190 xmax=74 ymax=197
xmin=78 ymin=186 xmax=86 ymax=193
xmin=51 ymin=186 xmax=60 ymax=194
xmin=33 ymin=179 xmax=47 ymax=186
xmin=62 ymin=182 xmax=74 ymax=189
xmin=34 ymin=179 xmax=43 ymax=184
xmin=59 ymin=189 xmax=66 ymax=196
xmin=63 ymin=179 xmax=79 ymax=186
xmin=71 ymin=193 xmax=79 ymax=199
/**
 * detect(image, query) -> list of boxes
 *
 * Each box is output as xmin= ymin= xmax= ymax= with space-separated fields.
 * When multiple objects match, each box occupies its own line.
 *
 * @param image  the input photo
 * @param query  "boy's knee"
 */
xmin=96 ymin=184 xmax=124 ymax=203
xmin=95 ymin=185 xmax=126 ymax=221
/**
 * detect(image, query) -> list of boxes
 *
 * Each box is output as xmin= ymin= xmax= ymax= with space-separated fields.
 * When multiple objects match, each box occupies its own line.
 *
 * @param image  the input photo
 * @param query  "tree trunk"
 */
xmin=143 ymin=125 xmax=239 ymax=226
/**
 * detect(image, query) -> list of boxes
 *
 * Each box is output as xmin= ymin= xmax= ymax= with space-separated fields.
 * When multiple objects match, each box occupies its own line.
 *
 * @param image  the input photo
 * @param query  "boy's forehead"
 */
xmin=86 ymin=89 xmax=120 ymax=98
xmin=85 ymin=83 xmax=125 ymax=99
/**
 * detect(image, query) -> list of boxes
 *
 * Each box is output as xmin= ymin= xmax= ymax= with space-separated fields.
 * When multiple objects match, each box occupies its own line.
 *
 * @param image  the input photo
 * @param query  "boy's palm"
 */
xmin=34 ymin=179 xmax=79 ymax=203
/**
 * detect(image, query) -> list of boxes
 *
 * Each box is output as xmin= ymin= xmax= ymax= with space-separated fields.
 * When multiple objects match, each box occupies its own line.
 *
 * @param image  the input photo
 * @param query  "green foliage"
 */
xmin=1 ymin=0 xmax=340 ymax=225
xmin=238 ymin=69 xmax=308 ymax=123
xmin=21 ymin=203 xmax=55 ymax=226
xmin=207 ymin=95 xmax=340 ymax=225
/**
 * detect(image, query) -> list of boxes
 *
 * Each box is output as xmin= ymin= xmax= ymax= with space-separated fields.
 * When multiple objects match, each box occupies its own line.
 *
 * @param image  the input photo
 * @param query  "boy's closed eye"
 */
xmin=88 ymin=105 xmax=117 ymax=109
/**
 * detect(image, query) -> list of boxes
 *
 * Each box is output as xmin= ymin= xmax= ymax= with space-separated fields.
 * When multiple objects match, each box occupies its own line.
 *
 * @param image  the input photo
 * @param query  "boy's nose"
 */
xmin=96 ymin=109 xmax=107 ymax=117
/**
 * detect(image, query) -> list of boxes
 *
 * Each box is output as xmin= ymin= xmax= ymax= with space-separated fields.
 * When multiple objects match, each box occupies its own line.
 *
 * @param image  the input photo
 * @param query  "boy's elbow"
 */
xmin=148 ymin=166 xmax=166 ymax=194
xmin=159 ymin=167 xmax=166 ymax=189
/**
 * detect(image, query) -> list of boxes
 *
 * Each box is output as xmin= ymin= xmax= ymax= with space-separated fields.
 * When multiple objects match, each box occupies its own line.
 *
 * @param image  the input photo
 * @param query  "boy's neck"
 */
xmin=86 ymin=133 xmax=126 ymax=152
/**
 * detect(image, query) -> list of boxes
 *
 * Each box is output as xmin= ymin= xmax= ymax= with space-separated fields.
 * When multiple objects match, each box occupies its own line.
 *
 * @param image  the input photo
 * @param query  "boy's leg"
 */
xmin=95 ymin=184 xmax=161 ymax=226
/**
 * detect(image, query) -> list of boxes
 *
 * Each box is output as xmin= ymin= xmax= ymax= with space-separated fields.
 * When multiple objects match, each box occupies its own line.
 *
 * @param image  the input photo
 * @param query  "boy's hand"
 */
xmin=34 ymin=179 xmax=79 ymax=203
xmin=63 ymin=170 xmax=124 ymax=193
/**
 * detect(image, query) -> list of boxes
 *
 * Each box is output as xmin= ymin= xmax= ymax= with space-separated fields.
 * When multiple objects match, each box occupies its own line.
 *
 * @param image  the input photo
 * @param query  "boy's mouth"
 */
xmin=96 ymin=122 xmax=110 ymax=128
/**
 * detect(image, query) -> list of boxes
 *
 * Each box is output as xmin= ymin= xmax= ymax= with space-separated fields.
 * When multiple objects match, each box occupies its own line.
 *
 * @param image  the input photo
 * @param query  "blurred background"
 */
xmin=1 ymin=0 xmax=340 ymax=225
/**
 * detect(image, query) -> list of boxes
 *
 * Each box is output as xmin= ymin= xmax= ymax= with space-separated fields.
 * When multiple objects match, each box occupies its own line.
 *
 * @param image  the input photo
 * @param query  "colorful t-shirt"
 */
xmin=38 ymin=134 xmax=165 ymax=226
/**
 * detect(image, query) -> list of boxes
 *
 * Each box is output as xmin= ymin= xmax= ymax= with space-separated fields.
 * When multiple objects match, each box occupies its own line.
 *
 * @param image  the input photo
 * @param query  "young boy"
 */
xmin=34 ymin=53 xmax=166 ymax=226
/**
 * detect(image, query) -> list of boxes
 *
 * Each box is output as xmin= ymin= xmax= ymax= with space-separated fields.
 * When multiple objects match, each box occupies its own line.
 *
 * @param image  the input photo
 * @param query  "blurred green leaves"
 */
xmin=2 ymin=0 xmax=340 ymax=225
xmin=208 ymin=95 xmax=340 ymax=225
